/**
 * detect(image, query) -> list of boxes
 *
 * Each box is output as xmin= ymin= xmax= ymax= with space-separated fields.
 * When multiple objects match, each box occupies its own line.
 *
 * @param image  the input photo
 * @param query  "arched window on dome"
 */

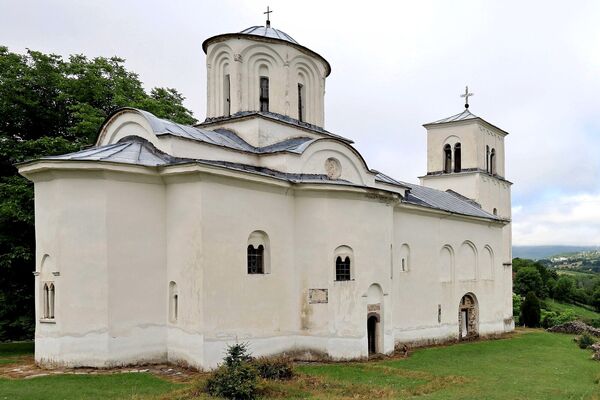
xmin=224 ymin=74 xmax=231 ymax=116
xmin=443 ymin=144 xmax=452 ymax=173
xmin=298 ymin=83 xmax=305 ymax=122
xmin=454 ymin=143 xmax=462 ymax=172
xmin=259 ymin=76 xmax=269 ymax=112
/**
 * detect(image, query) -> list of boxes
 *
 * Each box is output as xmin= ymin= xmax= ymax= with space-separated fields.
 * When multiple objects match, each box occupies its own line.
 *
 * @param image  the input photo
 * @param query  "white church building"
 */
xmin=19 ymin=19 xmax=514 ymax=369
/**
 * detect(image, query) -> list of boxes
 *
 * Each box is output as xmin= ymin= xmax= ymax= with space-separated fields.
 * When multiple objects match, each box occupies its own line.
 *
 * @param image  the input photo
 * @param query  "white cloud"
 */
xmin=513 ymin=192 xmax=600 ymax=246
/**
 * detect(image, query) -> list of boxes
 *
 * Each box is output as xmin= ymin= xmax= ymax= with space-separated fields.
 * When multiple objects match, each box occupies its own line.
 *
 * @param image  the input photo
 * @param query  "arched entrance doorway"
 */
xmin=458 ymin=293 xmax=479 ymax=339
xmin=366 ymin=283 xmax=383 ymax=355
xmin=367 ymin=314 xmax=379 ymax=354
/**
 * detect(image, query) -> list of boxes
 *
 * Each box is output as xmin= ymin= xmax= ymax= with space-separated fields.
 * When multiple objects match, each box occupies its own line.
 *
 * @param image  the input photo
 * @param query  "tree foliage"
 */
xmin=0 ymin=46 xmax=196 ymax=341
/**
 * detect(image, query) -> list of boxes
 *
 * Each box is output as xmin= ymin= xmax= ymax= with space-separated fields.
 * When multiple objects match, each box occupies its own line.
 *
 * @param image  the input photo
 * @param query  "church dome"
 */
xmin=238 ymin=25 xmax=298 ymax=45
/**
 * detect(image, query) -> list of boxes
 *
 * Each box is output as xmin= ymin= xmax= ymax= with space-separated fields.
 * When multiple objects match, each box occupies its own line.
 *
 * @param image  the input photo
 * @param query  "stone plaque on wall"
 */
xmin=367 ymin=303 xmax=381 ymax=312
xmin=308 ymin=289 xmax=328 ymax=304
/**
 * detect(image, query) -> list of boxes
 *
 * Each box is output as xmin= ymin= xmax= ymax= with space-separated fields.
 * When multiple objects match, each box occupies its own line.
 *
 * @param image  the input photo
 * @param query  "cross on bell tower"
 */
xmin=460 ymin=86 xmax=474 ymax=109
xmin=264 ymin=6 xmax=273 ymax=28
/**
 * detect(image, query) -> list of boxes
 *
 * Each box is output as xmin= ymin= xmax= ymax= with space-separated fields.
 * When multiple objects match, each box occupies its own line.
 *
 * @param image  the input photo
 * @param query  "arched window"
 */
xmin=247 ymin=231 xmax=270 ymax=274
xmin=259 ymin=76 xmax=269 ymax=112
xmin=169 ymin=281 xmax=178 ymax=323
xmin=490 ymin=148 xmax=496 ymax=175
xmin=334 ymin=245 xmax=353 ymax=281
xmin=443 ymin=144 xmax=452 ymax=173
xmin=48 ymin=284 xmax=55 ymax=319
xmin=486 ymin=145 xmax=490 ymax=173
xmin=335 ymin=256 xmax=351 ymax=281
xmin=224 ymin=73 xmax=231 ymax=116
xmin=399 ymin=243 xmax=410 ymax=272
xmin=298 ymin=83 xmax=305 ymax=122
xmin=493 ymin=208 xmax=498 ymax=216
xmin=454 ymin=143 xmax=461 ymax=172
xmin=43 ymin=283 xmax=49 ymax=319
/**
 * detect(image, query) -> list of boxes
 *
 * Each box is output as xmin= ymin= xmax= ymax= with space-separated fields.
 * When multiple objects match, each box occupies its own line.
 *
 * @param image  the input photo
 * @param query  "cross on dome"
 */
xmin=460 ymin=86 xmax=474 ymax=109
xmin=264 ymin=6 xmax=273 ymax=28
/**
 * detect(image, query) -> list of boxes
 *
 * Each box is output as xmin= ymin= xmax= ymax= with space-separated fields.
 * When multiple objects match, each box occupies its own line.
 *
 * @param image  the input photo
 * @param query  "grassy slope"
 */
xmin=545 ymin=299 xmax=600 ymax=320
xmin=1 ymin=331 xmax=599 ymax=399
xmin=298 ymin=332 xmax=600 ymax=400
xmin=0 ymin=374 xmax=179 ymax=400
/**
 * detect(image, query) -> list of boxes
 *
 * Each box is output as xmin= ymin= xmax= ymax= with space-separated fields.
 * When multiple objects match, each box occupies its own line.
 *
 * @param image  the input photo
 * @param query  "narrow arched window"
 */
xmin=224 ymin=74 xmax=231 ymax=116
xmin=43 ymin=283 xmax=50 ymax=319
xmin=259 ymin=76 xmax=269 ymax=112
xmin=335 ymin=256 xmax=351 ymax=281
xmin=454 ymin=143 xmax=462 ymax=172
xmin=486 ymin=145 xmax=490 ymax=172
xmin=443 ymin=144 xmax=452 ymax=173
xmin=490 ymin=148 xmax=496 ymax=175
xmin=48 ymin=284 xmax=55 ymax=319
xmin=493 ymin=208 xmax=498 ymax=216
xmin=298 ymin=83 xmax=305 ymax=122
xmin=169 ymin=281 xmax=178 ymax=323
xmin=247 ymin=244 xmax=265 ymax=274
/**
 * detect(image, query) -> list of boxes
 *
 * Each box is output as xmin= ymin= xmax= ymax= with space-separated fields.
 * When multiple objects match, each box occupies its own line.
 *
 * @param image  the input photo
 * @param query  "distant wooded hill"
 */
xmin=513 ymin=246 xmax=600 ymax=260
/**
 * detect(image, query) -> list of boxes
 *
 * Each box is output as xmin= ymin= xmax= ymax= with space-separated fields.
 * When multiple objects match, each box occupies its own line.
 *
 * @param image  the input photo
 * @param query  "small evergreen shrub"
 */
xmin=578 ymin=333 xmax=596 ymax=349
xmin=521 ymin=291 xmax=541 ymax=327
xmin=205 ymin=343 xmax=258 ymax=400
xmin=253 ymin=356 xmax=294 ymax=380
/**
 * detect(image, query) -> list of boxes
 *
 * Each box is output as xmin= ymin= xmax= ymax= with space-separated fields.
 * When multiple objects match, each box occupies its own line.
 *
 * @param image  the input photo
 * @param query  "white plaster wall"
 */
xmin=392 ymin=208 xmax=509 ymax=343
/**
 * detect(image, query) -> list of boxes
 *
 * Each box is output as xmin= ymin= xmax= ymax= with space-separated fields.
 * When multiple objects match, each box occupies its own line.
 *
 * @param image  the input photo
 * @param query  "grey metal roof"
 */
xmin=200 ymin=110 xmax=354 ymax=144
xmin=374 ymin=173 xmax=500 ymax=220
xmin=427 ymin=109 xmax=478 ymax=125
xmin=122 ymin=108 xmax=318 ymax=154
xmin=42 ymin=136 xmax=350 ymax=184
xmin=239 ymin=26 xmax=298 ymax=44
xmin=45 ymin=136 xmax=181 ymax=166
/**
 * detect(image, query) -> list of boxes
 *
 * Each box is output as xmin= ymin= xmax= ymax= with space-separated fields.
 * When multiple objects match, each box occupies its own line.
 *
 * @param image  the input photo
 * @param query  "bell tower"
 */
xmin=419 ymin=89 xmax=511 ymax=220
xmin=420 ymin=91 xmax=512 ymax=276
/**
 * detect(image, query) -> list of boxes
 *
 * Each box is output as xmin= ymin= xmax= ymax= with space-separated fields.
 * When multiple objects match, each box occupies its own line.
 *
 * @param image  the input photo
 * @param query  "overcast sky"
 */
xmin=2 ymin=0 xmax=600 ymax=246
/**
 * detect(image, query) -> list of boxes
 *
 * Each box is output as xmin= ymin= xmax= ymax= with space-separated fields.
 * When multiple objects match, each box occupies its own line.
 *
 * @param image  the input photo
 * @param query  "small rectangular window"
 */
xmin=259 ymin=76 xmax=269 ymax=112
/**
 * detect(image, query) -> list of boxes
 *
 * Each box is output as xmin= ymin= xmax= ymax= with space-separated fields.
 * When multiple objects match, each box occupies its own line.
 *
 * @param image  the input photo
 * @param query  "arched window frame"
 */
xmin=443 ymin=144 xmax=452 ymax=173
xmin=247 ymin=231 xmax=270 ymax=274
xmin=334 ymin=245 xmax=354 ymax=282
xmin=454 ymin=143 xmax=461 ymax=172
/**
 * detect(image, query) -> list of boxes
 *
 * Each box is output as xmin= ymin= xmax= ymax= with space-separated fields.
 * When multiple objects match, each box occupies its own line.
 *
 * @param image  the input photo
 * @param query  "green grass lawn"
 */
xmin=1 ymin=331 xmax=599 ymax=399
xmin=545 ymin=299 xmax=600 ymax=321
xmin=0 ymin=342 xmax=34 ymax=365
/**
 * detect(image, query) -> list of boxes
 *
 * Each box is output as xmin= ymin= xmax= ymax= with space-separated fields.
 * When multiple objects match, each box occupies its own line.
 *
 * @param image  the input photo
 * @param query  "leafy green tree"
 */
xmin=512 ymin=293 xmax=522 ymax=325
xmin=0 ymin=46 xmax=196 ymax=341
xmin=514 ymin=267 xmax=545 ymax=298
xmin=553 ymin=276 xmax=575 ymax=302
xmin=521 ymin=291 xmax=541 ymax=328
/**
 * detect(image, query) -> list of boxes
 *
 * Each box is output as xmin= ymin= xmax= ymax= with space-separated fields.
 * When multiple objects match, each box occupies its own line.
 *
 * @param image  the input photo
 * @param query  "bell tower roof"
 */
xmin=424 ymin=109 xmax=509 ymax=136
